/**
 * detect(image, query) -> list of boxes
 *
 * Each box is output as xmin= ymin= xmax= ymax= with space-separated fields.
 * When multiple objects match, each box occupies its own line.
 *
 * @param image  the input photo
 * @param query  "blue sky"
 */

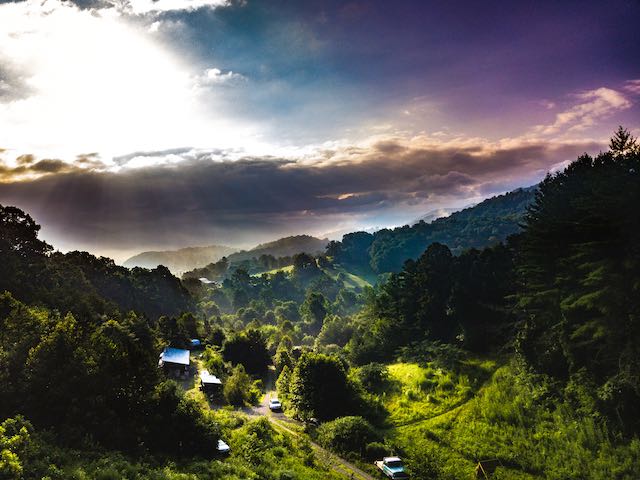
xmin=0 ymin=0 xmax=638 ymax=259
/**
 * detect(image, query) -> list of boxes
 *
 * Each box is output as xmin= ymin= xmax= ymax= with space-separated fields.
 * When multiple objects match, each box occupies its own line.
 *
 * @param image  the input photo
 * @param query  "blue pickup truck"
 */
xmin=374 ymin=456 xmax=409 ymax=479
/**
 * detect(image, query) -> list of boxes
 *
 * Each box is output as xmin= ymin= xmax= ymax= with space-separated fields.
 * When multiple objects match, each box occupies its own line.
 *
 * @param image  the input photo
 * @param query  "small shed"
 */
xmin=158 ymin=347 xmax=190 ymax=376
xmin=190 ymin=338 xmax=202 ymax=349
xmin=200 ymin=369 xmax=223 ymax=395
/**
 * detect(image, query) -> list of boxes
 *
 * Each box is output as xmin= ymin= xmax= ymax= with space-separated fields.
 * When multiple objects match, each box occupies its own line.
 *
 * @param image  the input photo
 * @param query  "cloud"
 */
xmin=25 ymin=0 xmax=233 ymax=14
xmin=0 ymin=136 xmax=603 ymax=257
xmin=122 ymin=0 xmax=231 ymax=15
xmin=624 ymin=79 xmax=640 ymax=96
xmin=195 ymin=68 xmax=247 ymax=86
xmin=0 ymin=0 xmax=260 ymax=161
xmin=533 ymin=87 xmax=632 ymax=136
xmin=0 ymin=153 xmax=107 ymax=181
xmin=0 ymin=62 xmax=34 ymax=102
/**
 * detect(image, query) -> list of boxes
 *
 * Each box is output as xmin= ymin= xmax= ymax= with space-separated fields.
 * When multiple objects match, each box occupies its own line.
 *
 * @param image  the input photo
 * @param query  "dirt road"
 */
xmin=245 ymin=391 xmax=377 ymax=480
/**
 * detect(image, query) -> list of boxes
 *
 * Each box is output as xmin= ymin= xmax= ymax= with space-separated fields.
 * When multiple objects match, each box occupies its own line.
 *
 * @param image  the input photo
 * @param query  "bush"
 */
xmin=315 ymin=416 xmax=380 ymax=456
xmin=364 ymin=441 xmax=390 ymax=461
xmin=355 ymin=363 xmax=391 ymax=393
xmin=288 ymin=353 xmax=359 ymax=421
xmin=146 ymin=381 xmax=220 ymax=456
xmin=224 ymin=364 xmax=261 ymax=406
xmin=202 ymin=346 xmax=227 ymax=378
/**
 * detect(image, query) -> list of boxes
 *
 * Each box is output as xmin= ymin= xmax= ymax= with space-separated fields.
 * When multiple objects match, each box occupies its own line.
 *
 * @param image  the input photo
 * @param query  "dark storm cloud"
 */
xmin=0 ymin=154 xmax=108 ymax=181
xmin=0 ymin=138 xmax=602 ymax=252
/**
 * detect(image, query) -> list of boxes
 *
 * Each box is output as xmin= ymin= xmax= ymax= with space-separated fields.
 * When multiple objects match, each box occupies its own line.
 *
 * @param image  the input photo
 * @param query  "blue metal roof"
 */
xmin=160 ymin=347 xmax=190 ymax=366
xmin=190 ymin=339 xmax=201 ymax=347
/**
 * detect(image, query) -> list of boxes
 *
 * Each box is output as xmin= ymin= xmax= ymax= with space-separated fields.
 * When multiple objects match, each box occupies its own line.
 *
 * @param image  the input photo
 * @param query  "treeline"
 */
xmin=0 ymin=207 xmax=194 ymax=319
xmin=183 ymin=235 xmax=328 ymax=281
xmin=0 ymin=206 xmax=219 ymax=470
xmin=182 ymin=252 xmax=362 ymax=355
xmin=327 ymin=185 xmax=535 ymax=274
xmin=340 ymin=127 xmax=640 ymax=436
xmin=516 ymin=128 xmax=640 ymax=435
xmin=346 ymin=242 xmax=515 ymax=364
xmin=184 ymin=253 xmax=295 ymax=281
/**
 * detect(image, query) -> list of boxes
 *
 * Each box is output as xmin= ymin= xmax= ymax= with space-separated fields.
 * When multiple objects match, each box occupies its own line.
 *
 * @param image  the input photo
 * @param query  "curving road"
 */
xmin=245 ymin=391 xmax=376 ymax=480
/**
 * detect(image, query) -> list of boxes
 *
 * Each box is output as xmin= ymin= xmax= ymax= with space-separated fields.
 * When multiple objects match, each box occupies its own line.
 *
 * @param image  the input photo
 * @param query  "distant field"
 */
xmin=322 ymin=266 xmax=372 ymax=290
xmin=251 ymin=264 xmax=295 ymax=276
xmin=251 ymin=264 xmax=372 ymax=291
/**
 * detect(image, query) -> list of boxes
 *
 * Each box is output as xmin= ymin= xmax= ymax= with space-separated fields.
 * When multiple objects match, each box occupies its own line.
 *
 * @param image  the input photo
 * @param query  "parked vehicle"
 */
xmin=375 ymin=456 xmax=409 ymax=479
xmin=217 ymin=439 xmax=230 ymax=455
xmin=268 ymin=398 xmax=282 ymax=411
xmin=305 ymin=417 xmax=319 ymax=427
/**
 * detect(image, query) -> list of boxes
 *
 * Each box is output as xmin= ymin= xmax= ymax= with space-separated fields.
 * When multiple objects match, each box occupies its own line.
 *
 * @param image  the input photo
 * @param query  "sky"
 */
xmin=0 ymin=0 xmax=639 ymax=261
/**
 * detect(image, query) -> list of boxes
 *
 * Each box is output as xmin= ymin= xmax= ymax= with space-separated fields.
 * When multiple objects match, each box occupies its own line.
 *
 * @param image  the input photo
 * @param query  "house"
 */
xmin=158 ymin=347 xmax=190 ymax=376
xmin=200 ymin=369 xmax=223 ymax=396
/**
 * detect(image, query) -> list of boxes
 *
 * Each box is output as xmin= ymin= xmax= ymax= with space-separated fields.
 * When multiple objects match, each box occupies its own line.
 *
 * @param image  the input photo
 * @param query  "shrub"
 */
xmin=355 ymin=363 xmax=391 ymax=393
xmin=202 ymin=346 xmax=227 ymax=378
xmin=315 ymin=416 xmax=380 ymax=456
xmin=224 ymin=364 xmax=261 ymax=406
xmin=364 ymin=441 xmax=390 ymax=461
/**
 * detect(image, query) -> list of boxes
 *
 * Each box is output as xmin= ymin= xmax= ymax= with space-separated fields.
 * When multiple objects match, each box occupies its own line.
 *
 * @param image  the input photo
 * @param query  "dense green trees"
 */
xmin=299 ymin=291 xmax=328 ymax=334
xmin=286 ymin=353 xmax=358 ymax=421
xmin=516 ymin=129 xmax=640 ymax=433
xmin=0 ymin=207 xmax=195 ymax=321
xmin=347 ymin=242 xmax=515 ymax=363
xmin=146 ymin=381 xmax=220 ymax=456
xmin=0 ymin=205 xmax=220 ymax=457
xmin=222 ymin=329 xmax=271 ymax=376
xmin=0 ymin=291 xmax=219 ymax=453
xmin=328 ymin=187 xmax=535 ymax=274
xmin=0 ymin=416 xmax=35 ymax=479
xmin=224 ymin=364 xmax=261 ymax=406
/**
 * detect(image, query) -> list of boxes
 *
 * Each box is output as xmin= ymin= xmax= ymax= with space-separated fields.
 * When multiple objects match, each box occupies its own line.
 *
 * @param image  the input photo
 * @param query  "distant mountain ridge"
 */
xmin=331 ymin=186 xmax=537 ymax=274
xmin=227 ymin=234 xmax=329 ymax=263
xmin=413 ymin=206 xmax=466 ymax=224
xmin=123 ymin=244 xmax=237 ymax=274
xmin=181 ymin=234 xmax=330 ymax=280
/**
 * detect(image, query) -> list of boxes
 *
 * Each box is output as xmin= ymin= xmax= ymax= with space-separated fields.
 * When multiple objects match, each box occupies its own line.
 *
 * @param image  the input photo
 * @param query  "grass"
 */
xmin=382 ymin=360 xmax=495 ymax=427
xmin=248 ymin=262 xmax=372 ymax=291
xmin=321 ymin=265 xmax=372 ymax=290
xmin=251 ymin=265 xmax=295 ymax=277
xmin=27 ymin=404 xmax=352 ymax=480
xmin=380 ymin=361 xmax=640 ymax=480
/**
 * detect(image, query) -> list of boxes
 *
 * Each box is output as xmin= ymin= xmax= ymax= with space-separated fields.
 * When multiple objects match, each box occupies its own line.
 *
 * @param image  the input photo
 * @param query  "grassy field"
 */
xmin=252 ymin=264 xmax=295 ymax=277
xmin=321 ymin=266 xmax=372 ymax=290
xmin=377 ymin=360 xmax=640 ymax=480
xmin=382 ymin=362 xmax=487 ymax=426
xmin=251 ymin=264 xmax=372 ymax=292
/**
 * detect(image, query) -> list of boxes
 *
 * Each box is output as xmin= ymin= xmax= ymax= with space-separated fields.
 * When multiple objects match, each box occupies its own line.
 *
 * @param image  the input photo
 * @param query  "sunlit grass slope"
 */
xmin=383 ymin=360 xmax=495 ymax=426
xmin=385 ymin=362 xmax=640 ymax=480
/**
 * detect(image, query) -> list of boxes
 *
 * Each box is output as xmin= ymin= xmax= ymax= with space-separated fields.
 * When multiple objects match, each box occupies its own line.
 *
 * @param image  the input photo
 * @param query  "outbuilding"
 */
xmin=200 ymin=369 xmax=223 ymax=396
xmin=158 ymin=347 xmax=190 ymax=376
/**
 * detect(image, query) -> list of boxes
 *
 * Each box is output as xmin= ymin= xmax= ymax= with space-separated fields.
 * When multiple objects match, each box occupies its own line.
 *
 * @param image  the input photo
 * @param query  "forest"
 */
xmin=0 ymin=128 xmax=639 ymax=479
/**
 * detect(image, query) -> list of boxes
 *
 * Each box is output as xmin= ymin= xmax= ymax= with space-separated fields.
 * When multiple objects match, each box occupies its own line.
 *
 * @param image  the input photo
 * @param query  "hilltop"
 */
xmin=330 ymin=185 xmax=537 ymax=274
xmin=123 ymin=244 xmax=237 ymax=274
xmin=228 ymin=235 xmax=328 ymax=263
